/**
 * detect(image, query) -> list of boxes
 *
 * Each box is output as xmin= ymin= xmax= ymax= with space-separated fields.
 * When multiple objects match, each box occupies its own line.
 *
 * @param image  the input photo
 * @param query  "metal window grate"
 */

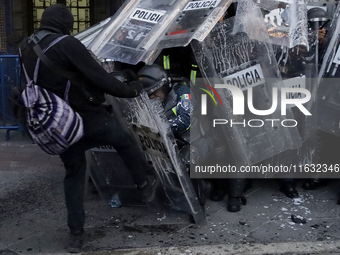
xmin=32 ymin=0 xmax=90 ymax=34
xmin=68 ymin=0 xmax=91 ymax=33
xmin=0 ymin=0 xmax=6 ymax=53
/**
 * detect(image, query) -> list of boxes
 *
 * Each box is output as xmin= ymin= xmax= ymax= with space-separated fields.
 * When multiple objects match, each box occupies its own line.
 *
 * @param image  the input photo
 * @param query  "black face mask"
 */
xmin=40 ymin=4 xmax=74 ymax=35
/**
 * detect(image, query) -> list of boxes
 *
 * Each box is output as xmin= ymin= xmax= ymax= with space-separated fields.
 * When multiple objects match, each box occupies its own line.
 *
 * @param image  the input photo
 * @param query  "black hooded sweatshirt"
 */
xmin=19 ymin=4 xmax=140 ymax=117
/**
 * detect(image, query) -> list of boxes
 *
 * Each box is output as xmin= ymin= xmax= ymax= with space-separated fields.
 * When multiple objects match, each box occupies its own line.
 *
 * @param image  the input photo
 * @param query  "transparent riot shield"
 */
xmin=257 ymin=29 xmax=318 ymax=178
xmin=155 ymin=0 xmax=232 ymax=49
xmin=190 ymin=16 xmax=302 ymax=178
xmin=317 ymin=3 xmax=340 ymax=137
xmin=273 ymin=28 xmax=318 ymax=143
xmin=234 ymin=0 xmax=309 ymax=49
xmin=74 ymin=18 xmax=111 ymax=48
xmin=86 ymin=146 xmax=140 ymax=208
xmin=87 ymin=91 xmax=206 ymax=224
xmin=87 ymin=0 xmax=232 ymax=65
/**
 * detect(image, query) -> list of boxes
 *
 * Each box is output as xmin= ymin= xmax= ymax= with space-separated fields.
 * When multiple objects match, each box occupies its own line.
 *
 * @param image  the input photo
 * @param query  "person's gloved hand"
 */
xmin=122 ymin=68 xmax=138 ymax=83
xmin=128 ymin=81 xmax=143 ymax=97
xmin=111 ymin=71 xmax=127 ymax=83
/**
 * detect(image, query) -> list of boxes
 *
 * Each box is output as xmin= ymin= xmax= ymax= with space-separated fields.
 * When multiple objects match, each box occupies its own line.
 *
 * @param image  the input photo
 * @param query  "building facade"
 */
xmin=1 ymin=0 xmax=125 ymax=54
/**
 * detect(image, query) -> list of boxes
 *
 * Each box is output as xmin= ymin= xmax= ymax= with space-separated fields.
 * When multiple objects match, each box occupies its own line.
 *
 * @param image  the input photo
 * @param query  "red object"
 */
xmin=168 ymin=30 xmax=187 ymax=36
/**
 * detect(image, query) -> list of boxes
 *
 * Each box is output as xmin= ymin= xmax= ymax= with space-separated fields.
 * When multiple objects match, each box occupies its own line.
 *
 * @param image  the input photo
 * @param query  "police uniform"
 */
xmin=138 ymin=64 xmax=213 ymax=211
xmin=155 ymin=46 xmax=202 ymax=86
xmin=163 ymin=82 xmax=214 ymax=165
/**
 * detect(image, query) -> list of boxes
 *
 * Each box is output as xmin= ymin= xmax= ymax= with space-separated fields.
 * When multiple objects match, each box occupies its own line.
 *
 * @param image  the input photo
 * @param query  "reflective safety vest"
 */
xmin=190 ymin=64 xmax=198 ymax=85
xmin=163 ymin=55 xmax=170 ymax=70
xmin=162 ymin=54 xmax=198 ymax=85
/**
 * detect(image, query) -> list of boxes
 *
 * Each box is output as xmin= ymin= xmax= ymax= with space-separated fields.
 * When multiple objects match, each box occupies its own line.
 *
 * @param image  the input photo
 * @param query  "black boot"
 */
xmin=227 ymin=196 xmax=247 ymax=212
xmin=67 ymin=229 xmax=87 ymax=253
xmin=280 ymin=181 xmax=299 ymax=198
xmin=227 ymin=179 xmax=247 ymax=212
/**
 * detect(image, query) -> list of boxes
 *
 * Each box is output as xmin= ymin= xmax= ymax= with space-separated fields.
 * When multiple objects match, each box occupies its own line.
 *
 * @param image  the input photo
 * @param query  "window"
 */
xmin=32 ymin=0 xmax=90 ymax=34
xmin=0 ymin=0 xmax=6 ymax=52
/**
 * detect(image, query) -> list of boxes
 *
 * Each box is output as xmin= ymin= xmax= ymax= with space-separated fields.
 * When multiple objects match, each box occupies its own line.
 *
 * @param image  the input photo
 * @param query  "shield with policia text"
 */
xmin=74 ymin=18 xmax=111 ymax=48
xmin=79 ymin=0 xmax=236 ymax=223
xmin=258 ymin=0 xmax=321 ymax=176
xmin=87 ymin=0 xmax=232 ymax=64
xmin=232 ymin=0 xmax=338 ymax=178
xmin=258 ymin=27 xmax=319 ymax=178
xmin=190 ymin=11 xmax=303 ymax=179
xmin=87 ymin=92 xmax=206 ymax=224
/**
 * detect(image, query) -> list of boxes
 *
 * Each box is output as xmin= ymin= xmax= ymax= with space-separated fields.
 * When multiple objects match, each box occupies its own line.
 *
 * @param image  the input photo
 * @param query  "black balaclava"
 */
xmin=39 ymin=4 xmax=74 ymax=35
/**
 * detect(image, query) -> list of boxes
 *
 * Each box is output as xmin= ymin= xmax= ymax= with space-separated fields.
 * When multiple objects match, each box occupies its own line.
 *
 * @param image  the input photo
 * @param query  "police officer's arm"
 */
xmin=169 ymin=86 xmax=191 ymax=135
xmin=62 ymin=36 xmax=141 ymax=98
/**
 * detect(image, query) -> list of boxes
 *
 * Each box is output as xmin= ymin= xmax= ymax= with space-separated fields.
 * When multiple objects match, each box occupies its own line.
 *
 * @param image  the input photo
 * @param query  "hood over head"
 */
xmin=40 ymin=4 xmax=74 ymax=35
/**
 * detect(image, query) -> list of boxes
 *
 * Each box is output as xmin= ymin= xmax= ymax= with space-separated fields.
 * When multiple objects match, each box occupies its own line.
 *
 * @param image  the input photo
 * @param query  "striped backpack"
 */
xmin=20 ymin=35 xmax=83 ymax=155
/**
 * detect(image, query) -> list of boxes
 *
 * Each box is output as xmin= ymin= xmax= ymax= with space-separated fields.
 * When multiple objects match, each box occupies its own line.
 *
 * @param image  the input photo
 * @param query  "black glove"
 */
xmin=128 ymin=81 xmax=143 ymax=97
xmin=121 ymin=68 xmax=138 ymax=83
xmin=111 ymin=71 xmax=127 ymax=83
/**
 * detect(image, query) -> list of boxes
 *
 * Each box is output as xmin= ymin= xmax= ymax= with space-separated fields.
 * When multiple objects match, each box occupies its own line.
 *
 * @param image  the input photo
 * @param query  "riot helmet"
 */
xmin=138 ymin=64 xmax=172 ymax=96
xmin=307 ymin=7 xmax=329 ymax=30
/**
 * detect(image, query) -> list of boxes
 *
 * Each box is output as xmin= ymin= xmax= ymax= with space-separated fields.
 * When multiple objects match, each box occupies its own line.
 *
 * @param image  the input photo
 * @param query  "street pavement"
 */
xmin=1 ymin=129 xmax=340 ymax=255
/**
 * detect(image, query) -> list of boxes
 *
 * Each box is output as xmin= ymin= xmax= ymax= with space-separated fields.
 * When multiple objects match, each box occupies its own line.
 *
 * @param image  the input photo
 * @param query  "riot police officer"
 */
xmin=137 ymin=64 xmax=215 ymax=165
xmin=137 ymin=64 xmax=215 ymax=221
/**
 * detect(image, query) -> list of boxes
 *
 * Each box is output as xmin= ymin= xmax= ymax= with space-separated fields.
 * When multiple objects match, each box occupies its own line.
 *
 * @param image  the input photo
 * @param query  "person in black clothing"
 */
xmin=19 ymin=4 xmax=159 ymax=253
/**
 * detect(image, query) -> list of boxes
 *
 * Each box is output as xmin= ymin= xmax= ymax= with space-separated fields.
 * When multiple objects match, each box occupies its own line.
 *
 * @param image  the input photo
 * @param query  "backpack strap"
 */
xmin=33 ymin=35 xmax=77 ymax=104
xmin=22 ymin=33 xmax=94 ymax=104
xmin=20 ymin=35 xmax=73 ymax=103
xmin=20 ymin=35 xmax=70 ymax=83
xmin=28 ymin=30 xmax=54 ymax=44
xmin=19 ymin=46 xmax=38 ymax=85
xmin=33 ymin=35 xmax=76 ymax=79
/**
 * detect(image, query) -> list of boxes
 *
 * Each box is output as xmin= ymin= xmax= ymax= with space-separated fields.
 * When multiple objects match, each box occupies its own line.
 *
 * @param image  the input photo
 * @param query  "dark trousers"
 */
xmin=59 ymin=109 xmax=148 ymax=234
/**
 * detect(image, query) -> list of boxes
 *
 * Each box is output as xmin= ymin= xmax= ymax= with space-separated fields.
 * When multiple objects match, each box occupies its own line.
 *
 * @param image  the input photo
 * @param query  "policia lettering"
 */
xmin=223 ymin=64 xmax=265 ymax=91
xmin=130 ymin=8 xmax=165 ymax=24
xmin=183 ymin=0 xmax=221 ymax=11
xmin=138 ymin=134 xmax=169 ymax=158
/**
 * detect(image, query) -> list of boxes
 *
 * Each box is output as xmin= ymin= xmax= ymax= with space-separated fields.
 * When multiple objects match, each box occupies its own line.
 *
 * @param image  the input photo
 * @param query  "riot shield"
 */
xmin=190 ymin=16 xmax=303 ymax=178
xmin=86 ymin=146 xmax=139 ymax=208
xmin=234 ymin=0 xmax=309 ymax=49
xmin=74 ymin=18 xmax=111 ymax=48
xmin=258 ymin=29 xmax=318 ymax=178
xmin=87 ymin=0 xmax=232 ymax=65
xmin=317 ymin=3 xmax=340 ymax=137
xmin=273 ymin=27 xmax=318 ymax=143
xmin=87 ymin=92 xmax=206 ymax=224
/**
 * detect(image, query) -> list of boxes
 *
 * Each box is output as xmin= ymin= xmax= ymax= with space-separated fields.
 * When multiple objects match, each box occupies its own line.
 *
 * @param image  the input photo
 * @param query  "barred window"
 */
xmin=0 ymin=0 xmax=6 ymax=52
xmin=32 ymin=0 xmax=90 ymax=34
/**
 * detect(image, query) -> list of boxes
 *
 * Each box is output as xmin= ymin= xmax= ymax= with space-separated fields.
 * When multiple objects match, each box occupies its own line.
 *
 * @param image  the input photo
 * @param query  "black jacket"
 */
xmin=20 ymin=33 xmax=139 ymax=117
xmin=19 ymin=4 xmax=139 ymax=117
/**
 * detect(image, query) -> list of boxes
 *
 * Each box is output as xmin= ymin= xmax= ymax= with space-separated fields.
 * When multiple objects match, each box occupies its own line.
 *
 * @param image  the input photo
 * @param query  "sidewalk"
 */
xmin=1 ymin=129 xmax=340 ymax=255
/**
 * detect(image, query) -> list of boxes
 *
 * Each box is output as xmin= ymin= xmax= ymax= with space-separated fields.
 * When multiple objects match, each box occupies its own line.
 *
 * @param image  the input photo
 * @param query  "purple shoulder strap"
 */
xmin=20 ymin=35 xmax=71 ymax=101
